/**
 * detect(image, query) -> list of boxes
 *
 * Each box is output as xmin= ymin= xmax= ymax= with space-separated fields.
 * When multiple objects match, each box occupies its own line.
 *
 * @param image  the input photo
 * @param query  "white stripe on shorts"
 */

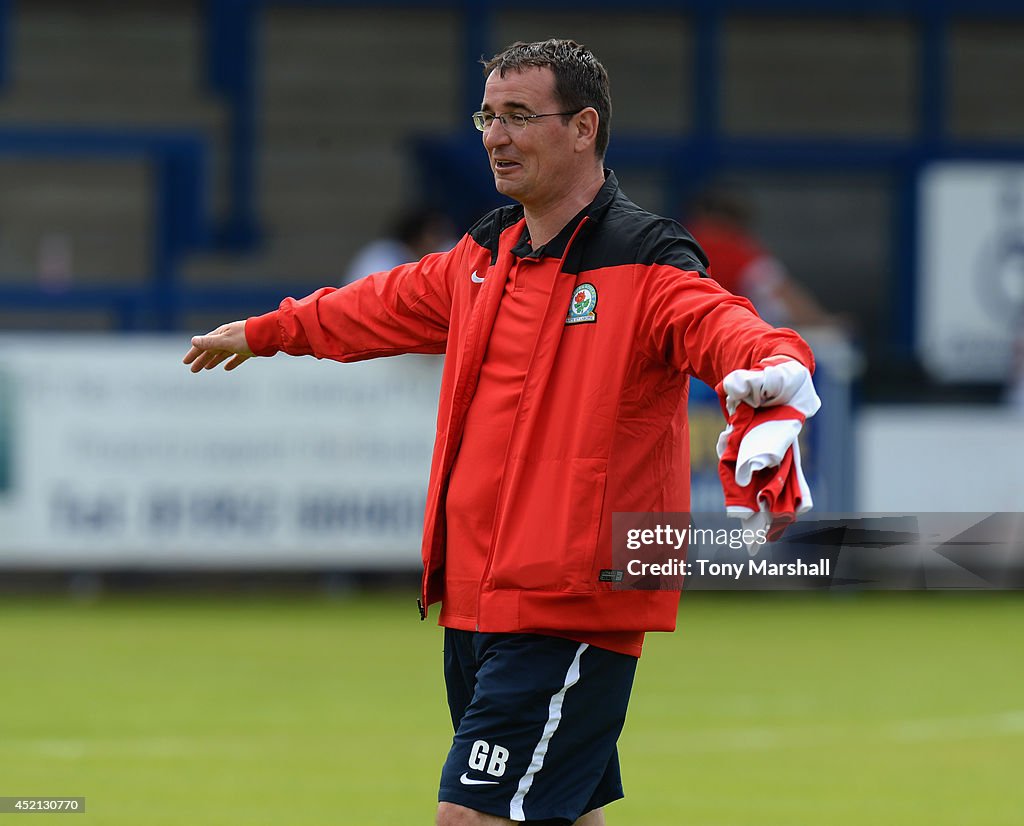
xmin=508 ymin=642 xmax=589 ymax=821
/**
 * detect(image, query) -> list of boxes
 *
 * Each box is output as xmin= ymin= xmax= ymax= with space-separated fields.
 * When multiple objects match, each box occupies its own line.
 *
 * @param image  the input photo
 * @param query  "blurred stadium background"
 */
xmin=0 ymin=1 xmax=1022 ymax=823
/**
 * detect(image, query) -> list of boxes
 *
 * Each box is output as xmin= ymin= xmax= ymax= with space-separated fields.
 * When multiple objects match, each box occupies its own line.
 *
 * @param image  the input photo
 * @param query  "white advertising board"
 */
xmin=917 ymin=161 xmax=1024 ymax=382
xmin=0 ymin=335 xmax=442 ymax=568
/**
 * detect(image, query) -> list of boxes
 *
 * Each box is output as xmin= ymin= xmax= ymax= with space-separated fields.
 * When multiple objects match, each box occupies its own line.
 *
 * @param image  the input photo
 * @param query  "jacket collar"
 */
xmin=511 ymin=169 xmax=620 ymax=260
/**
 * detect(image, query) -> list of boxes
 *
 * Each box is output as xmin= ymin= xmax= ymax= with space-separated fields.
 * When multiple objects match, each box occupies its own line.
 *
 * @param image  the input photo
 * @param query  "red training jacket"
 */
xmin=245 ymin=172 xmax=814 ymax=636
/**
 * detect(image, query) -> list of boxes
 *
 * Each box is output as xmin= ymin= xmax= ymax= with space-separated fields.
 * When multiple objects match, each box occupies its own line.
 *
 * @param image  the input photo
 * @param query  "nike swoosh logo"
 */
xmin=470 ymin=270 xmax=485 ymax=283
xmin=459 ymin=772 xmax=499 ymax=786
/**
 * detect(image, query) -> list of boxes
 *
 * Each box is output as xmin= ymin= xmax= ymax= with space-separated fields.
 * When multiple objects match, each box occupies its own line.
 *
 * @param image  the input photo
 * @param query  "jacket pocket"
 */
xmin=488 ymin=457 xmax=608 ymax=593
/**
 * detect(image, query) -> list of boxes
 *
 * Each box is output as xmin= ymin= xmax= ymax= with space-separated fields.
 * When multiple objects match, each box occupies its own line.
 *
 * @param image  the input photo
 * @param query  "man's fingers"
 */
xmin=187 ymin=350 xmax=244 ymax=373
xmin=203 ymin=352 xmax=231 ymax=371
xmin=186 ymin=347 xmax=225 ymax=373
xmin=188 ymin=350 xmax=214 ymax=373
xmin=190 ymin=334 xmax=222 ymax=352
xmin=182 ymin=344 xmax=202 ymax=365
xmin=184 ymin=321 xmax=252 ymax=373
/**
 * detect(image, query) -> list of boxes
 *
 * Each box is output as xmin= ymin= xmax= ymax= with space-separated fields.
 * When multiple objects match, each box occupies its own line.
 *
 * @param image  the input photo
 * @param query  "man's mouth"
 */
xmin=494 ymin=160 xmax=519 ymax=170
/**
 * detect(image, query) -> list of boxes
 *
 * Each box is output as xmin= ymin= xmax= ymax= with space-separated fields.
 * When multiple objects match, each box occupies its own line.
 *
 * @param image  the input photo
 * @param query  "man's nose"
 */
xmin=483 ymin=119 xmax=512 ymax=149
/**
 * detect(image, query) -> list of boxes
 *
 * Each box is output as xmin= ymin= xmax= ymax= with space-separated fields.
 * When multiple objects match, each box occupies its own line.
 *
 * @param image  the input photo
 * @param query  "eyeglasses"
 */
xmin=472 ymin=110 xmax=582 ymax=131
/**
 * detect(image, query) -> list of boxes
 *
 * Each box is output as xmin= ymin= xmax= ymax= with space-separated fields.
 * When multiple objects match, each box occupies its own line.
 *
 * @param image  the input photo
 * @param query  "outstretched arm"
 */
xmin=183 ymin=320 xmax=253 ymax=372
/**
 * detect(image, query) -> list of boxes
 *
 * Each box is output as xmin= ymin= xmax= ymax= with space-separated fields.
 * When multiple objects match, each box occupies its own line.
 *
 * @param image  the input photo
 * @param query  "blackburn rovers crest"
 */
xmin=565 ymin=282 xmax=598 ymax=325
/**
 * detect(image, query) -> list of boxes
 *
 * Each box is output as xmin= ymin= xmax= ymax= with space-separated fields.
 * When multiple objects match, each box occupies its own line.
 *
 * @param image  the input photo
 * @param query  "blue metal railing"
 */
xmin=0 ymin=127 xmax=209 ymax=329
xmin=204 ymin=0 xmax=261 ymax=249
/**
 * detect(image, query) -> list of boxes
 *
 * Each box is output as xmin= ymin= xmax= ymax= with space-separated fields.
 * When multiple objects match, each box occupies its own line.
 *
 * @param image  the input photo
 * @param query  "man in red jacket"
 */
xmin=185 ymin=39 xmax=816 ymax=826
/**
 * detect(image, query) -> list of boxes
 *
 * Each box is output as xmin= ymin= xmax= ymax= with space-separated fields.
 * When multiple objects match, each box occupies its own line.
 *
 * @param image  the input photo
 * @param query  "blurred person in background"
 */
xmin=184 ymin=38 xmax=819 ymax=826
xmin=342 ymin=205 xmax=455 ymax=285
xmin=684 ymin=185 xmax=840 ymax=330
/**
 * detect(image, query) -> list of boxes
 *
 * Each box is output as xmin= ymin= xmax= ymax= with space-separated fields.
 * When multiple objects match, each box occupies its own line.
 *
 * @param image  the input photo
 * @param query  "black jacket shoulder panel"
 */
xmin=636 ymin=214 xmax=710 ymax=275
xmin=568 ymin=188 xmax=709 ymax=276
xmin=467 ymin=203 xmax=524 ymax=266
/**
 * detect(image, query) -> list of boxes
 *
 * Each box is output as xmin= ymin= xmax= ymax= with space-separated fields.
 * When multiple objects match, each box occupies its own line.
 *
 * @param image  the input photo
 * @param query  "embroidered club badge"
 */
xmin=565 ymin=282 xmax=598 ymax=325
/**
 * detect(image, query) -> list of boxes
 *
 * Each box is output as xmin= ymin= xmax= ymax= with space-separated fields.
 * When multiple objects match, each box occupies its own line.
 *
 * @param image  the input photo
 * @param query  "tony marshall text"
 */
xmin=626 ymin=558 xmax=831 ymax=579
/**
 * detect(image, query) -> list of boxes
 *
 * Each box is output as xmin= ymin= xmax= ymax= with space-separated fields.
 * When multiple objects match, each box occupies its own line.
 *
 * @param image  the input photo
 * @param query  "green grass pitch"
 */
xmin=1 ymin=591 xmax=1021 ymax=824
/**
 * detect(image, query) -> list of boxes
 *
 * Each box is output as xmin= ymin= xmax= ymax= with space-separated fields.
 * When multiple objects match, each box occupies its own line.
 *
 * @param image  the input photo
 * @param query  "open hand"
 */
xmin=183 ymin=321 xmax=253 ymax=372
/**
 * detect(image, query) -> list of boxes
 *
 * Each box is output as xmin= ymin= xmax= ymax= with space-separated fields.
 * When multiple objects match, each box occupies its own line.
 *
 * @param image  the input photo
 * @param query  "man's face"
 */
xmin=480 ymin=66 xmax=582 ymax=210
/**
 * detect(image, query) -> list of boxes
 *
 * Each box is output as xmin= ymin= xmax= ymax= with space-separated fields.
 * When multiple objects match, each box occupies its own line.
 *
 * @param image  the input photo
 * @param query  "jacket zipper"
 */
xmin=474 ymin=216 xmax=592 ymax=631
xmin=419 ymin=235 xmax=519 ymax=623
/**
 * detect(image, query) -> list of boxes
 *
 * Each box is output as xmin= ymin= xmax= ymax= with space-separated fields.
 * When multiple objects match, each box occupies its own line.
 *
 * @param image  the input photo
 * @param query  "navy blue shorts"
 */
xmin=438 ymin=628 xmax=638 ymax=824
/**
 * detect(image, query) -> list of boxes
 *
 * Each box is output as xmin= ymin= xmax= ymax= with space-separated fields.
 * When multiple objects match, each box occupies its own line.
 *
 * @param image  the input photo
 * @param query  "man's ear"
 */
xmin=574 ymin=108 xmax=600 ymax=154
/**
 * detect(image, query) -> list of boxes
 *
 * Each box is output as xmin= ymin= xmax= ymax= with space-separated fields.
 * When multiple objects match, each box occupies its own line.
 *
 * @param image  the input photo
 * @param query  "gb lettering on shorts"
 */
xmin=459 ymin=739 xmax=509 ymax=786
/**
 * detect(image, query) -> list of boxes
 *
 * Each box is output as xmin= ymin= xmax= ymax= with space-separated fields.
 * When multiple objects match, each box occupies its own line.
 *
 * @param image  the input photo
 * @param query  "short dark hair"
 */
xmin=482 ymin=39 xmax=612 ymax=161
